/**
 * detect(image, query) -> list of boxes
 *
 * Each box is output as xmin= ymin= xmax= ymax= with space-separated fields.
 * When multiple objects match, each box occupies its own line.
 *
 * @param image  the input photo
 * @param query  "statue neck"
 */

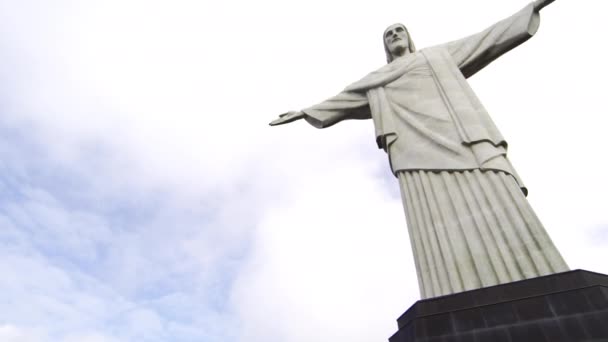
xmin=391 ymin=49 xmax=409 ymax=61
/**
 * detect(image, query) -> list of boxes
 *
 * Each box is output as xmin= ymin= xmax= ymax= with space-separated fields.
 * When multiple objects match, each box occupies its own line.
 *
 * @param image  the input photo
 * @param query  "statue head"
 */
xmin=383 ymin=23 xmax=416 ymax=63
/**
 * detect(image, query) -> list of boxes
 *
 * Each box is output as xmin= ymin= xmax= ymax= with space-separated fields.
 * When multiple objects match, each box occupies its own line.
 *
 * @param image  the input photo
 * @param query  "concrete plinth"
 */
xmin=389 ymin=270 xmax=608 ymax=342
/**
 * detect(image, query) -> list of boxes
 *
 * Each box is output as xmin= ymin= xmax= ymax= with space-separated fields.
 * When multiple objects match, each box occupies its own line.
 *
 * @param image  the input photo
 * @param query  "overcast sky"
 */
xmin=0 ymin=0 xmax=606 ymax=341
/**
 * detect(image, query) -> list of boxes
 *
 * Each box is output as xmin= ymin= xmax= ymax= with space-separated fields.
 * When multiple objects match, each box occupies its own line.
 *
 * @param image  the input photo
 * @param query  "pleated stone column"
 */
xmin=398 ymin=169 xmax=568 ymax=299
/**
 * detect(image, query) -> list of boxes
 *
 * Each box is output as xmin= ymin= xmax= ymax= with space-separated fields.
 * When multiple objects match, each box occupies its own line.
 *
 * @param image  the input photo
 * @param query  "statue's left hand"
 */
xmin=533 ymin=0 xmax=554 ymax=11
xmin=269 ymin=111 xmax=306 ymax=126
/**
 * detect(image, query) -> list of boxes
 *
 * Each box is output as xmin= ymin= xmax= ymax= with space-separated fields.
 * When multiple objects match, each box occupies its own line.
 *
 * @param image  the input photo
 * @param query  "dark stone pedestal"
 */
xmin=389 ymin=270 xmax=608 ymax=342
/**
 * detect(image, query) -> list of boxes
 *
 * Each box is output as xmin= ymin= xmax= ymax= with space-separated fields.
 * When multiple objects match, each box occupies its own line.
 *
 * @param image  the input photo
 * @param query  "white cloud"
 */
xmin=232 ymin=163 xmax=416 ymax=341
xmin=62 ymin=332 xmax=121 ymax=342
xmin=0 ymin=325 xmax=44 ymax=342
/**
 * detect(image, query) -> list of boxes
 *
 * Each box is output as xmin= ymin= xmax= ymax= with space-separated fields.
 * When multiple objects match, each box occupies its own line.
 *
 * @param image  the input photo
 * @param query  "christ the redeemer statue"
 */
xmin=269 ymin=0 xmax=568 ymax=299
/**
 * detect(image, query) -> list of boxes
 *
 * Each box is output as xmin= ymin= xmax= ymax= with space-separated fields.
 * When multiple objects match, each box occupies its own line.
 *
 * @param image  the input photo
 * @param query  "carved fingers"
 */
xmin=269 ymin=111 xmax=305 ymax=126
xmin=534 ymin=0 xmax=555 ymax=12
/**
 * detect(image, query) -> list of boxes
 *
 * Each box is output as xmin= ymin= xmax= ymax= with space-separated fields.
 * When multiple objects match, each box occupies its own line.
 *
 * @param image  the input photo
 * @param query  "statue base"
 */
xmin=389 ymin=270 xmax=608 ymax=342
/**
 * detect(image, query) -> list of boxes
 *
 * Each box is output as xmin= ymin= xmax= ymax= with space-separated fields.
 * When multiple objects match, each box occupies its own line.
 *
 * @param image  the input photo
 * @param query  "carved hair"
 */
xmin=383 ymin=24 xmax=416 ymax=63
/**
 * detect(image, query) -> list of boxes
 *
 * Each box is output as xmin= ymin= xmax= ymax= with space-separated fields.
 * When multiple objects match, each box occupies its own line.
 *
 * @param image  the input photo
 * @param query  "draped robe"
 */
xmin=300 ymin=3 xmax=568 ymax=298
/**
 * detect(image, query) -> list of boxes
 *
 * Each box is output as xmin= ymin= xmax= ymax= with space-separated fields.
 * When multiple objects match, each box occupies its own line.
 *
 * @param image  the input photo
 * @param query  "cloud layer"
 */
xmin=0 ymin=1 xmax=606 ymax=341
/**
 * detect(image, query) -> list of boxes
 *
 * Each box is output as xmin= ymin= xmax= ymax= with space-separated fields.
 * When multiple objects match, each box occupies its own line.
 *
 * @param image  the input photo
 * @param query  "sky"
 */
xmin=0 ymin=0 xmax=607 ymax=341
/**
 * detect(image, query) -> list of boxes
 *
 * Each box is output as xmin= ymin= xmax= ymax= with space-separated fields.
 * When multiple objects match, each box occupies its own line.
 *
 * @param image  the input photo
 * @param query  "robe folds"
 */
xmin=301 ymin=3 xmax=568 ymax=298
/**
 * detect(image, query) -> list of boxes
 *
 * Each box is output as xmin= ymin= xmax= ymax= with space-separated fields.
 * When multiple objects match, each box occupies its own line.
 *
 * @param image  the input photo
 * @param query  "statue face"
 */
xmin=384 ymin=24 xmax=409 ymax=57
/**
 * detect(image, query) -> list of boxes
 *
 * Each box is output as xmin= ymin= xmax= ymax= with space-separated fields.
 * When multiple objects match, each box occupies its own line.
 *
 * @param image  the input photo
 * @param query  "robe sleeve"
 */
xmin=301 ymin=91 xmax=370 ymax=128
xmin=446 ymin=3 xmax=540 ymax=78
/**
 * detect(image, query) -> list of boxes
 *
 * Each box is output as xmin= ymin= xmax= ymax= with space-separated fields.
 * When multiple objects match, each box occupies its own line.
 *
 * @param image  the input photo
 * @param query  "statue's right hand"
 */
xmin=269 ymin=111 xmax=306 ymax=126
xmin=533 ymin=0 xmax=554 ymax=12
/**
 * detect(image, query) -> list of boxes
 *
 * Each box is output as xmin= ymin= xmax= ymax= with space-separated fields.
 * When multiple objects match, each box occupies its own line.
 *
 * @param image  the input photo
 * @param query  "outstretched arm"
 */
xmin=269 ymin=90 xmax=370 ymax=128
xmin=445 ymin=2 xmax=547 ymax=78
